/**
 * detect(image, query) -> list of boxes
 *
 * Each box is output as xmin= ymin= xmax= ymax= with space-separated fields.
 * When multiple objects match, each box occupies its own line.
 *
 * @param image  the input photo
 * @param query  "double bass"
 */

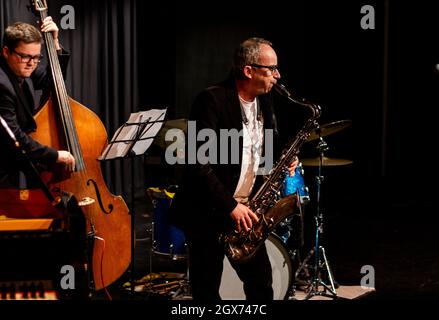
xmin=29 ymin=0 xmax=131 ymax=291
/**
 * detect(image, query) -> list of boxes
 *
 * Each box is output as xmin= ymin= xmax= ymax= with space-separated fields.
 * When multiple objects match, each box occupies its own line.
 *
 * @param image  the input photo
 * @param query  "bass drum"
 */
xmin=219 ymin=234 xmax=292 ymax=300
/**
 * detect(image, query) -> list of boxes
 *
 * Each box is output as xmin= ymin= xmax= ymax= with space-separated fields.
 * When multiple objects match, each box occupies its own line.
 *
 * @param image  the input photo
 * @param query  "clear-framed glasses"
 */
xmin=11 ymin=49 xmax=43 ymax=64
xmin=250 ymin=63 xmax=279 ymax=75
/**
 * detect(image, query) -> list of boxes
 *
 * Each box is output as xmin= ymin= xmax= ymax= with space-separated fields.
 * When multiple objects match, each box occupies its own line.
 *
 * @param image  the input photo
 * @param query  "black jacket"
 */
xmin=169 ymin=77 xmax=282 ymax=234
xmin=0 ymin=51 xmax=69 ymax=187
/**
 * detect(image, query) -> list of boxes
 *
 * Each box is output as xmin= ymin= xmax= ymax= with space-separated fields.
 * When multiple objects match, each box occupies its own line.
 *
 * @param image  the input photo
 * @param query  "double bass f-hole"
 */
xmin=87 ymin=179 xmax=114 ymax=214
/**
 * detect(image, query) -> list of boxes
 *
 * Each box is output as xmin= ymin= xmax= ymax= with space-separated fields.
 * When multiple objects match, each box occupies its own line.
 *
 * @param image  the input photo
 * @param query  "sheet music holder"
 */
xmin=99 ymin=109 xmax=167 ymax=161
xmin=98 ymin=108 xmax=167 ymax=297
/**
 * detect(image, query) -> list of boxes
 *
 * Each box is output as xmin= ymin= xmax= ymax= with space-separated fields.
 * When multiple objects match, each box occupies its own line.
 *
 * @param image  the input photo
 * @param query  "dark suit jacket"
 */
xmin=0 ymin=52 xmax=69 ymax=187
xmin=169 ymin=76 xmax=282 ymax=234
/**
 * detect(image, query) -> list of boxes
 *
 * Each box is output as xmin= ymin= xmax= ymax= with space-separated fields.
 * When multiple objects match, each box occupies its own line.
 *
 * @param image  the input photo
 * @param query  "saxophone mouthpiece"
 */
xmin=273 ymin=83 xmax=291 ymax=97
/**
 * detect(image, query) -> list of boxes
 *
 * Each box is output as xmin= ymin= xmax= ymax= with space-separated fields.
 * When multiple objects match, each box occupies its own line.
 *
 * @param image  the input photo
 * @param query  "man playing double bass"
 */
xmin=0 ymin=17 xmax=75 ymax=188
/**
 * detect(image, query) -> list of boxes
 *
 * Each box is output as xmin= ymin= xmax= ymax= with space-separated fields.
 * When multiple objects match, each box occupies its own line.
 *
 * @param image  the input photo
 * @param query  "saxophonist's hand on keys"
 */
xmin=230 ymin=203 xmax=259 ymax=232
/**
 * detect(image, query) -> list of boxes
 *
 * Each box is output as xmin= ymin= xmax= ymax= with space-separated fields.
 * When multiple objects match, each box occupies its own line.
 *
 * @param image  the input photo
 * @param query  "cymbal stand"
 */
xmin=301 ymin=133 xmax=337 ymax=300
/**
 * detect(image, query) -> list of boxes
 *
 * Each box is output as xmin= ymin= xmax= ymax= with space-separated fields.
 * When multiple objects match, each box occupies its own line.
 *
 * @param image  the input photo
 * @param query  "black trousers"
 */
xmin=186 ymin=229 xmax=273 ymax=301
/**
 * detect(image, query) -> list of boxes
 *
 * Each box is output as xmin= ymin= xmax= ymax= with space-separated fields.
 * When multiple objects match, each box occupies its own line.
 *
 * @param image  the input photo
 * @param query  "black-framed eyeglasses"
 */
xmin=11 ymin=49 xmax=43 ymax=64
xmin=250 ymin=63 xmax=279 ymax=73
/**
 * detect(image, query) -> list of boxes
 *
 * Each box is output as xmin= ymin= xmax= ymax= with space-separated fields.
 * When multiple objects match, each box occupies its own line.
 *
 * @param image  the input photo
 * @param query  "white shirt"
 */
xmin=233 ymin=95 xmax=264 ymax=204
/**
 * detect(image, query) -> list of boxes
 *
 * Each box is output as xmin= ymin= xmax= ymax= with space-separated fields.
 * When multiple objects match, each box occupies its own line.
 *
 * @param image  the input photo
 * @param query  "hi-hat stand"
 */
xmin=296 ymin=130 xmax=338 ymax=300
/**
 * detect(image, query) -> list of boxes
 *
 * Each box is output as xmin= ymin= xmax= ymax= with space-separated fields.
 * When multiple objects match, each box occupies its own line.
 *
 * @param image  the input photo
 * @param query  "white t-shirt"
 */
xmin=233 ymin=95 xmax=264 ymax=204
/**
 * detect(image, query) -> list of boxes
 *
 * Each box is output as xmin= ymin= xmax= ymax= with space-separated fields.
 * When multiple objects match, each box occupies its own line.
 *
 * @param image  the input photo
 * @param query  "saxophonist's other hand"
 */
xmin=230 ymin=203 xmax=259 ymax=233
xmin=288 ymin=157 xmax=299 ymax=177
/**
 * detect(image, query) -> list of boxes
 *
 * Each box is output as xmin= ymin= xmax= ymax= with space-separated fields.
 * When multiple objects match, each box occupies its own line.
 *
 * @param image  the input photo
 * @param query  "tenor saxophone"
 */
xmin=222 ymin=83 xmax=321 ymax=263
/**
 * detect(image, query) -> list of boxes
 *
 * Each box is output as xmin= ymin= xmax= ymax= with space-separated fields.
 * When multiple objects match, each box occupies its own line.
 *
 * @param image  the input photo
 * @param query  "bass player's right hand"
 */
xmin=56 ymin=150 xmax=75 ymax=172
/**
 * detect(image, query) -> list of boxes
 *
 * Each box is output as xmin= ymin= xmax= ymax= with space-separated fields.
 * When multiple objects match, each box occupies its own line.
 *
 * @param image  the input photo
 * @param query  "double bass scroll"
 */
xmin=29 ymin=0 xmax=131 ymax=291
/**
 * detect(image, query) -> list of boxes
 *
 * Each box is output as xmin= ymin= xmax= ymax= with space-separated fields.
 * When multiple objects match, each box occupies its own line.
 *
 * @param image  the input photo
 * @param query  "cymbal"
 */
xmin=154 ymin=119 xmax=188 ymax=149
xmin=301 ymin=156 xmax=353 ymax=167
xmin=307 ymin=119 xmax=352 ymax=142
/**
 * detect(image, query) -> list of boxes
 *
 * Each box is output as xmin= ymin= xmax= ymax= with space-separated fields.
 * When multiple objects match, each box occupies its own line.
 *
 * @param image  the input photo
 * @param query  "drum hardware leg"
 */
xmin=143 ymin=220 xmax=155 ymax=299
xmin=170 ymin=274 xmax=191 ymax=299
xmin=294 ymin=247 xmax=313 ymax=285
xmin=302 ymin=135 xmax=337 ymax=300
xmin=301 ymin=246 xmax=337 ymax=300
xmin=293 ymin=216 xmax=337 ymax=300
xmin=139 ymin=223 xmax=155 ymax=299
xmin=86 ymin=223 xmax=96 ymax=297
xmin=273 ymin=209 xmax=307 ymax=299
xmin=151 ymin=221 xmax=158 ymax=252
xmin=170 ymin=245 xmax=192 ymax=300
xmin=169 ymin=243 xmax=177 ymax=261
xmin=286 ymin=245 xmax=315 ymax=300
xmin=124 ymin=220 xmax=155 ymax=299
xmin=285 ymin=248 xmax=301 ymax=300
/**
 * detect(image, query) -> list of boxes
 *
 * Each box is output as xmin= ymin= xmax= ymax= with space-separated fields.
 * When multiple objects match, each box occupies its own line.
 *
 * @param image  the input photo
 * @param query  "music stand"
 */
xmin=99 ymin=109 xmax=167 ymax=297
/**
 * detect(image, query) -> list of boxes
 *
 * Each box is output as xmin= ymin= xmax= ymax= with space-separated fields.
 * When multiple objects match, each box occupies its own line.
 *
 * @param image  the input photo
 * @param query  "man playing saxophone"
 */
xmin=169 ymin=37 xmax=298 ymax=301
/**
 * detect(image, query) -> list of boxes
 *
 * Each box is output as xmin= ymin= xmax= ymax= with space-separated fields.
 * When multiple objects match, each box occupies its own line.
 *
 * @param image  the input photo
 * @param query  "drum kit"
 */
xmin=146 ymin=119 xmax=352 ymax=300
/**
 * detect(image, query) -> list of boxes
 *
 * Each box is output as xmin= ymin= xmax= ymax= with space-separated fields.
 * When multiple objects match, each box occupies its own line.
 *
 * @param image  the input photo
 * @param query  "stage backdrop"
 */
xmin=2 ymin=0 xmax=438 ymax=215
